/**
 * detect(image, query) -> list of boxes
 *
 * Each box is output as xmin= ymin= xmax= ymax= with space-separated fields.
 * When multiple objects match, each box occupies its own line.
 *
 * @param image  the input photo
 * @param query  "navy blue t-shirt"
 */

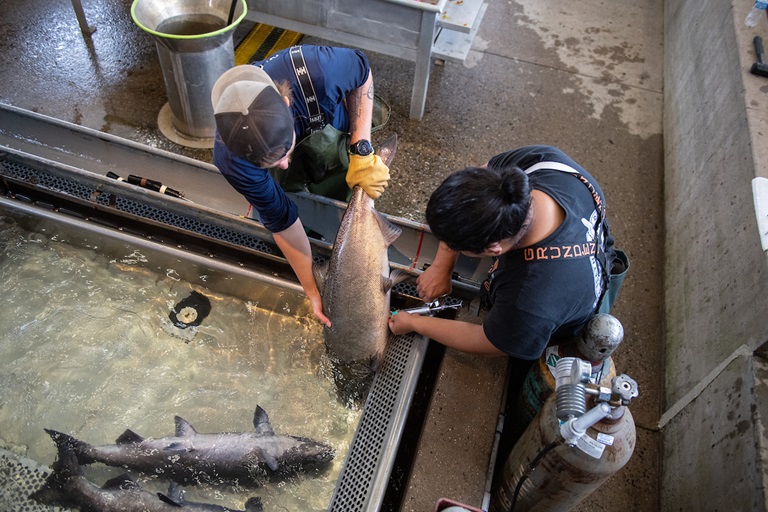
xmin=213 ymin=45 xmax=371 ymax=232
xmin=481 ymin=145 xmax=616 ymax=360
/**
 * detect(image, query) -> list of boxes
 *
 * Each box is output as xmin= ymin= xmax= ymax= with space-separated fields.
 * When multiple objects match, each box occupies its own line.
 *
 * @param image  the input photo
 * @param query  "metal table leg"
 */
xmin=71 ymin=0 xmax=96 ymax=35
xmin=410 ymin=13 xmax=437 ymax=120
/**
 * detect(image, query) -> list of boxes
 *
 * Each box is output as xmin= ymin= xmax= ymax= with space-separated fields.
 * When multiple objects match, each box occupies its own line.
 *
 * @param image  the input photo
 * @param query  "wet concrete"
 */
xmin=0 ymin=0 xmax=663 ymax=510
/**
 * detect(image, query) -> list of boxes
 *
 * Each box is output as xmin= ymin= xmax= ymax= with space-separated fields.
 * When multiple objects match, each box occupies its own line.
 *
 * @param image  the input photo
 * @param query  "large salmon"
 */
xmin=31 ymin=442 xmax=263 ymax=512
xmin=315 ymin=135 xmax=408 ymax=388
xmin=44 ymin=405 xmax=334 ymax=487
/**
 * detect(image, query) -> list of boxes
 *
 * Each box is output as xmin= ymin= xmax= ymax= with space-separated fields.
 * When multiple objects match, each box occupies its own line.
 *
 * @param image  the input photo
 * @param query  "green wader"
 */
xmin=269 ymin=95 xmax=390 ymax=202
xmin=270 ymin=124 xmax=352 ymax=202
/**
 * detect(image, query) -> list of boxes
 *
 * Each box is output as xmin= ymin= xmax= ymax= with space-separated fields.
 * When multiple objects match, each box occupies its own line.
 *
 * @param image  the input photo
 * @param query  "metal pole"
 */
xmin=71 ymin=0 xmax=96 ymax=35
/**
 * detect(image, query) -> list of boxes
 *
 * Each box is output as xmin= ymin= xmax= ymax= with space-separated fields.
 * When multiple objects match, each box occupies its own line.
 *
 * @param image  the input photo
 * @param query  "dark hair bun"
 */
xmin=499 ymin=167 xmax=530 ymax=205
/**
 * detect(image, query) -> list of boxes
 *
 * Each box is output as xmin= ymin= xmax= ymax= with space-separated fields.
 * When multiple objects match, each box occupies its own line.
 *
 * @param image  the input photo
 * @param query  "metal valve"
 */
xmin=555 ymin=357 xmax=640 ymax=445
xmin=611 ymin=374 xmax=639 ymax=405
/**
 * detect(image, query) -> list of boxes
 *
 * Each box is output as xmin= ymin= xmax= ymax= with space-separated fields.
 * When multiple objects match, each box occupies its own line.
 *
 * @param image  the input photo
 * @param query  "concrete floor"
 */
xmin=0 ymin=0 xmax=663 ymax=510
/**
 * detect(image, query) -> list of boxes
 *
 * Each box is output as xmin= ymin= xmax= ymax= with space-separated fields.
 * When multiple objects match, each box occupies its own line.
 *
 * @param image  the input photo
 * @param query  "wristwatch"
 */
xmin=349 ymin=139 xmax=374 ymax=156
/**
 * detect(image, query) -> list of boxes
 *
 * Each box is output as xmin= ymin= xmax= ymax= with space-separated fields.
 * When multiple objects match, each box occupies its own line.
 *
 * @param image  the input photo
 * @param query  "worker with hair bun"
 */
xmin=389 ymin=145 xmax=626 ymax=395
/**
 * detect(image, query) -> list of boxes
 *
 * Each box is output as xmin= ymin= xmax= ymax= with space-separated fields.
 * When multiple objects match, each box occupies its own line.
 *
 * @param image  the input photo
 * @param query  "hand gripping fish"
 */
xmin=314 ymin=135 xmax=410 ymax=385
xmin=44 ymin=405 xmax=334 ymax=487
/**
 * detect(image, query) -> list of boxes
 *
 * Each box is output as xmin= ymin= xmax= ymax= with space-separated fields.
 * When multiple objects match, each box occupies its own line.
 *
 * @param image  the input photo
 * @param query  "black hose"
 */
xmin=509 ymin=440 xmax=562 ymax=512
xmin=227 ymin=0 xmax=237 ymax=26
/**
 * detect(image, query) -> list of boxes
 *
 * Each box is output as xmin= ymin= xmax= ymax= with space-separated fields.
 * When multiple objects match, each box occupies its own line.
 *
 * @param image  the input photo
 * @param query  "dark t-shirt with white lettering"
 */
xmin=482 ymin=145 xmax=616 ymax=360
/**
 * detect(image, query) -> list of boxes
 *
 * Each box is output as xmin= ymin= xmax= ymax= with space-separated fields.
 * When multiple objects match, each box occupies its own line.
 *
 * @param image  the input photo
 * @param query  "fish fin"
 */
xmin=261 ymin=450 xmax=280 ymax=472
xmin=253 ymin=406 xmax=274 ymax=436
xmin=370 ymin=352 xmax=383 ymax=373
xmin=373 ymin=209 xmax=402 ymax=247
xmin=389 ymin=269 xmax=411 ymax=288
xmin=165 ymin=480 xmax=183 ymax=502
xmin=313 ymin=260 xmax=329 ymax=292
xmin=382 ymin=269 xmax=411 ymax=293
xmin=45 ymin=428 xmax=81 ymax=449
xmin=115 ymin=429 xmax=144 ymax=445
xmin=157 ymin=493 xmax=185 ymax=507
xmin=102 ymin=473 xmax=140 ymax=491
xmin=377 ymin=134 xmax=398 ymax=167
xmin=174 ymin=416 xmax=198 ymax=437
xmin=163 ymin=442 xmax=189 ymax=453
xmin=157 ymin=482 xmax=186 ymax=508
xmin=245 ymin=497 xmax=264 ymax=512
xmin=29 ymin=443 xmax=83 ymax=506
xmin=44 ymin=428 xmax=95 ymax=464
xmin=53 ymin=442 xmax=84 ymax=477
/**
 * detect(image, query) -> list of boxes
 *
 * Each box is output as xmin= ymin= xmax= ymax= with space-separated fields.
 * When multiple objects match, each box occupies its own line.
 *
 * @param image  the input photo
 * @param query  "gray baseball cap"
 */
xmin=211 ymin=65 xmax=294 ymax=165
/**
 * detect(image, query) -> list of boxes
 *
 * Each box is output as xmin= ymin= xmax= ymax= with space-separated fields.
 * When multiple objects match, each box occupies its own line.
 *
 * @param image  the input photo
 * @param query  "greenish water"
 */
xmin=0 ymin=213 xmax=360 ymax=511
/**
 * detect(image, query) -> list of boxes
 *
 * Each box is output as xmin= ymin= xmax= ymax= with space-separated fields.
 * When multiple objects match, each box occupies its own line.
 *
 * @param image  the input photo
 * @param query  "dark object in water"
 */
xmin=169 ymin=291 xmax=212 ymax=329
xmin=30 ymin=441 xmax=263 ymax=511
xmin=44 ymin=405 xmax=335 ymax=487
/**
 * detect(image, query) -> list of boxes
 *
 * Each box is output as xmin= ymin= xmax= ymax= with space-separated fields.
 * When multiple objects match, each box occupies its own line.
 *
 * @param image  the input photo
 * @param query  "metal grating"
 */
xmin=1 ymin=159 xmax=97 ymax=204
xmin=394 ymin=280 xmax=419 ymax=298
xmin=0 ymin=159 xmax=273 ymax=255
xmin=392 ymin=280 xmax=463 ymax=308
xmin=0 ymin=443 xmax=68 ymax=512
xmin=328 ymin=332 xmax=422 ymax=511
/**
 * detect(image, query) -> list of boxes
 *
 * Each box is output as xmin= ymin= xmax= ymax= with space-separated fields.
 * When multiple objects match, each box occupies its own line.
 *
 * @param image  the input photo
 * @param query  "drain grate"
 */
xmin=329 ymin=332 xmax=424 ymax=511
xmin=0 ymin=159 xmax=274 ymax=255
xmin=1 ymin=159 xmax=98 ymax=204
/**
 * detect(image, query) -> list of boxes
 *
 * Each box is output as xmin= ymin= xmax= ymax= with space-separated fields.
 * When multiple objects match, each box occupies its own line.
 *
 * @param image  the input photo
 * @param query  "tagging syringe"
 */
xmin=393 ymin=297 xmax=463 ymax=316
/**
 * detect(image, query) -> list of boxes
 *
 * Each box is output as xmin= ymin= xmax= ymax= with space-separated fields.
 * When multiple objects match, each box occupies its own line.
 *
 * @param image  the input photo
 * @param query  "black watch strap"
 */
xmin=350 ymin=139 xmax=373 ymax=156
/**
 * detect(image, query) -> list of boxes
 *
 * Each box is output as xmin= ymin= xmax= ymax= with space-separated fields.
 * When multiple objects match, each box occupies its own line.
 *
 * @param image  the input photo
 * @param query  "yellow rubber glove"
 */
xmin=346 ymin=154 xmax=390 ymax=199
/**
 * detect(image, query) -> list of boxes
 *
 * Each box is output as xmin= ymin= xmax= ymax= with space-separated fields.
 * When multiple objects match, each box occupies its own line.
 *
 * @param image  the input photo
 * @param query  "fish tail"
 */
xmin=28 ymin=482 xmax=66 ymax=506
xmin=44 ymin=428 xmax=97 ymax=464
xmin=29 ymin=442 xmax=82 ymax=507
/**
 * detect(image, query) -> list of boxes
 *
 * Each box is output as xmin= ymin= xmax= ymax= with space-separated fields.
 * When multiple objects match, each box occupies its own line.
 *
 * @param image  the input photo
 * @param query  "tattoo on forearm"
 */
xmin=352 ymin=89 xmax=363 ymax=117
xmin=367 ymin=83 xmax=374 ymax=100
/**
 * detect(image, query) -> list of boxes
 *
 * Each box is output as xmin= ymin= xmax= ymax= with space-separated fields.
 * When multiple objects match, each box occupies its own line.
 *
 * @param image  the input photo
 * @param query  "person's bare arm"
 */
xmin=273 ymin=219 xmax=331 ymax=327
xmin=346 ymin=70 xmax=374 ymax=143
xmin=344 ymin=70 xmax=390 ymax=199
xmin=388 ymin=313 xmax=505 ymax=355
xmin=416 ymin=242 xmax=460 ymax=301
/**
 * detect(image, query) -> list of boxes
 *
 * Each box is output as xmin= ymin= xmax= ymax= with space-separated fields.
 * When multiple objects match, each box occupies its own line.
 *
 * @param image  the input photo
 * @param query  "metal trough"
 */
xmin=0 ymin=188 xmax=427 ymax=511
xmin=0 ymin=103 xmax=466 ymax=511
xmin=0 ymin=103 xmax=489 ymax=298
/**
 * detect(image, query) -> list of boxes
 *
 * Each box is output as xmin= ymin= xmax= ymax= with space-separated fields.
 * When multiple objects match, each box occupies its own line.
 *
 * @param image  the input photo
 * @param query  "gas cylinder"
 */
xmin=491 ymin=358 xmax=638 ymax=512
xmin=510 ymin=314 xmax=624 ymax=440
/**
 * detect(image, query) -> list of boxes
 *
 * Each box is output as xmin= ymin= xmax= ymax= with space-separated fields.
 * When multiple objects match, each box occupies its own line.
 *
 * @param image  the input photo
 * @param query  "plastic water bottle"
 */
xmin=746 ymin=0 xmax=768 ymax=27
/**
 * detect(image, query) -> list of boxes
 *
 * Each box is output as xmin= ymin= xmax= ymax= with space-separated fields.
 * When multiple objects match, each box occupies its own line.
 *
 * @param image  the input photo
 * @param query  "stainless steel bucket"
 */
xmin=131 ymin=0 xmax=247 ymax=147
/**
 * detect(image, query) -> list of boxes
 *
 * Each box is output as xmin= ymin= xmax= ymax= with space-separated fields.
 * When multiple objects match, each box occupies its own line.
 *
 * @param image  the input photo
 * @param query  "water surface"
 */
xmin=0 ymin=213 xmax=360 ymax=511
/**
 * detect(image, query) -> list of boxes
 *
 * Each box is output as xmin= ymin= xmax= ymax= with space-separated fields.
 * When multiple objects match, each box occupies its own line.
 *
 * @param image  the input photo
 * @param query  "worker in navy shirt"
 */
xmin=389 ymin=145 xmax=619 ymax=385
xmin=211 ymin=45 xmax=390 ymax=327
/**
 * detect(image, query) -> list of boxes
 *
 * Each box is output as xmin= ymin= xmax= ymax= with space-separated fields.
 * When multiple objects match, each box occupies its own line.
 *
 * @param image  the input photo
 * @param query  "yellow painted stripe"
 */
xmin=272 ymin=29 xmax=304 ymax=53
xmin=235 ymin=24 xmax=304 ymax=66
xmin=235 ymin=24 xmax=273 ymax=65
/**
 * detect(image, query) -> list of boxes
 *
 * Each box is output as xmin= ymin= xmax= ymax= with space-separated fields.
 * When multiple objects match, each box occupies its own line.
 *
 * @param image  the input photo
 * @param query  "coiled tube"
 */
xmin=554 ymin=357 xmax=591 ymax=421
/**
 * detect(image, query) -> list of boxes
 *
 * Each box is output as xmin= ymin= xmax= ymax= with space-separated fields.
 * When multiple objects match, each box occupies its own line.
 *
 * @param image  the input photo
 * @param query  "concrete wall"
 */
xmin=663 ymin=0 xmax=768 ymax=509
